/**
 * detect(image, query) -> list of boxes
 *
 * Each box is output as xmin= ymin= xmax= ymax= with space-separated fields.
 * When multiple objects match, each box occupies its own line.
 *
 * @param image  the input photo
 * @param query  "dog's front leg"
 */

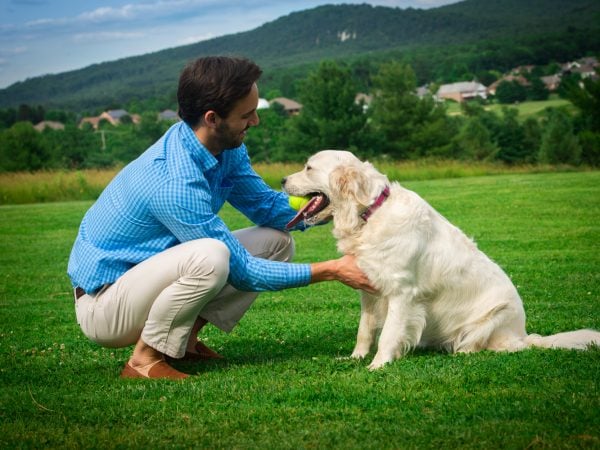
xmin=368 ymin=292 xmax=425 ymax=370
xmin=350 ymin=292 xmax=381 ymax=359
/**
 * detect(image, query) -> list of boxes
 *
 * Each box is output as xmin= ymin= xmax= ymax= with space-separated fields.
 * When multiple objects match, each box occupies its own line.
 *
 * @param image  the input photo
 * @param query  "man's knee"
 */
xmin=184 ymin=239 xmax=230 ymax=285
xmin=272 ymin=230 xmax=295 ymax=262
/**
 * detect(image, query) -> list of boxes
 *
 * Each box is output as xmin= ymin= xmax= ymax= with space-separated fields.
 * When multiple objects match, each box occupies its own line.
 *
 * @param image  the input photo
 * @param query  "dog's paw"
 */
xmin=367 ymin=356 xmax=391 ymax=371
xmin=349 ymin=351 xmax=368 ymax=360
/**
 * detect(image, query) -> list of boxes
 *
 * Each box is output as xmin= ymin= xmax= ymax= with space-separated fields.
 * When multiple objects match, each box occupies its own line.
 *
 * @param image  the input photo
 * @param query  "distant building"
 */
xmin=99 ymin=109 xmax=139 ymax=126
xmin=354 ymin=93 xmax=373 ymax=112
xmin=436 ymin=81 xmax=488 ymax=103
xmin=487 ymin=75 xmax=530 ymax=96
xmin=257 ymin=98 xmax=270 ymax=110
xmin=269 ymin=97 xmax=303 ymax=115
xmin=416 ymin=85 xmax=433 ymax=98
xmin=158 ymin=109 xmax=179 ymax=121
xmin=34 ymin=120 xmax=65 ymax=132
xmin=79 ymin=117 xmax=101 ymax=129
xmin=79 ymin=109 xmax=140 ymax=129
xmin=541 ymin=74 xmax=562 ymax=91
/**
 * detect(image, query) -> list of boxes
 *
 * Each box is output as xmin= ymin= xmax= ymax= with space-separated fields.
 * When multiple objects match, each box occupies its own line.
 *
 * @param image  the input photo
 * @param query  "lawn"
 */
xmin=1 ymin=171 xmax=599 ymax=449
xmin=445 ymin=95 xmax=573 ymax=120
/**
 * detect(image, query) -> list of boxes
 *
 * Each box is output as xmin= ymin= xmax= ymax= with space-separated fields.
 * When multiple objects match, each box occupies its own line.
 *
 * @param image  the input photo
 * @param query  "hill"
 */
xmin=0 ymin=0 xmax=599 ymax=111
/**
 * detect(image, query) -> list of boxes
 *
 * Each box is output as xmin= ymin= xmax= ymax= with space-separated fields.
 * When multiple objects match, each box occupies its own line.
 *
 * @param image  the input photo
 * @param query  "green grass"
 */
xmin=1 ymin=172 xmax=599 ymax=449
xmin=0 ymin=162 xmax=591 ymax=205
xmin=445 ymin=96 xmax=574 ymax=120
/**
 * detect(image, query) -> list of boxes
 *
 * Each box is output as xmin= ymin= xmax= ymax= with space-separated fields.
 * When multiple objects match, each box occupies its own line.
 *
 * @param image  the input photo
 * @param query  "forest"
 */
xmin=0 ymin=59 xmax=598 ymax=173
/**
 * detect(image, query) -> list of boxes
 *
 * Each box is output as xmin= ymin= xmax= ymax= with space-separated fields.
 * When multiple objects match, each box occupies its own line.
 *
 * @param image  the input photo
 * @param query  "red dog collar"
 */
xmin=360 ymin=186 xmax=390 ymax=221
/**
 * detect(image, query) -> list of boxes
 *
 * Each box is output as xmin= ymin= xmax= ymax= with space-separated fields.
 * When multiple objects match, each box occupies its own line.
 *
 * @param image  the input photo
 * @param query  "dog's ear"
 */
xmin=329 ymin=165 xmax=371 ymax=206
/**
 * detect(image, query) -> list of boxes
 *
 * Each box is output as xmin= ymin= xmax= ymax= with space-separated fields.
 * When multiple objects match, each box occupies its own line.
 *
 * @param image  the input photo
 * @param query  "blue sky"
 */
xmin=0 ymin=0 xmax=460 ymax=88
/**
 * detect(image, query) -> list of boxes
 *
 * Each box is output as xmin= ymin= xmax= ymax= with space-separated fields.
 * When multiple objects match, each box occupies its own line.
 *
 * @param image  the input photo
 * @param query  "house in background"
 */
xmin=79 ymin=116 xmax=101 ymax=129
xmin=34 ymin=120 xmax=65 ymax=132
xmin=487 ymin=74 xmax=530 ymax=96
xmin=99 ymin=109 xmax=140 ymax=126
xmin=541 ymin=74 xmax=562 ymax=91
xmin=158 ymin=109 xmax=179 ymax=121
xmin=355 ymin=93 xmax=373 ymax=112
xmin=435 ymin=81 xmax=488 ymax=103
xmin=79 ymin=109 xmax=140 ymax=129
xmin=257 ymin=98 xmax=270 ymax=110
xmin=269 ymin=97 xmax=303 ymax=115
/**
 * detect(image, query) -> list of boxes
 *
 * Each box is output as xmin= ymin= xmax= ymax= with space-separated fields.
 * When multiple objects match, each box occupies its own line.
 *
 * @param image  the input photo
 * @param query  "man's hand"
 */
xmin=310 ymin=254 xmax=377 ymax=294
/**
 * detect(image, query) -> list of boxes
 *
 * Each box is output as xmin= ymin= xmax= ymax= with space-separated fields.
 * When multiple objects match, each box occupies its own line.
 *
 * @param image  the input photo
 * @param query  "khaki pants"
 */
xmin=74 ymin=227 xmax=295 ymax=358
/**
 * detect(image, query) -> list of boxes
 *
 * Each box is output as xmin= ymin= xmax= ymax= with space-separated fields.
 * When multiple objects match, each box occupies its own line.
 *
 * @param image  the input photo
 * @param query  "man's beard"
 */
xmin=216 ymin=121 xmax=246 ymax=151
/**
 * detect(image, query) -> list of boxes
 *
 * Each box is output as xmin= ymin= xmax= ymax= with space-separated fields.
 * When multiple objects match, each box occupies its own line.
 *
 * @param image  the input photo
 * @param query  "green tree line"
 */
xmin=1 ymin=60 xmax=598 ymax=172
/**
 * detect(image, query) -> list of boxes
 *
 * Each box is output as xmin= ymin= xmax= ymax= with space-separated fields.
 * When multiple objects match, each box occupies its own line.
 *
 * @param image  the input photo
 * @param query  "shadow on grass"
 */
xmin=169 ymin=328 xmax=449 ymax=376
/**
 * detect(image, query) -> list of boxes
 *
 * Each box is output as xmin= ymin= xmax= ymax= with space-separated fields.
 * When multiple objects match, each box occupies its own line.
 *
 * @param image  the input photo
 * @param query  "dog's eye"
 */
xmin=305 ymin=165 xmax=312 ymax=171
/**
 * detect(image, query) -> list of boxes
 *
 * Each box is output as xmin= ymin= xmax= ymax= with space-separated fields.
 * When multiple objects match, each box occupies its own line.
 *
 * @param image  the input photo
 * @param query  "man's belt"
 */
xmin=75 ymin=287 xmax=86 ymax=300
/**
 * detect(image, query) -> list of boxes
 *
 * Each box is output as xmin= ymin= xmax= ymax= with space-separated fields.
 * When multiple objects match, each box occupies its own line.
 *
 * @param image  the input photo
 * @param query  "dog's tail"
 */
xmin=525 ymin=329 xmax=600 ymax=350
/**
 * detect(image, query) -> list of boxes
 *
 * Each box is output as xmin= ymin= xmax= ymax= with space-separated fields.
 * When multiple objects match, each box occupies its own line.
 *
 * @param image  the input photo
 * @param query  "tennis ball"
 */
xmin=288 ymin=195 xmax=311 ymax=211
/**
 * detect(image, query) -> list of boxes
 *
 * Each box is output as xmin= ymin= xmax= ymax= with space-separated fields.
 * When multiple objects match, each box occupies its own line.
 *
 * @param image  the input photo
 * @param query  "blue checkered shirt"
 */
xmin=67 ymin=122 xmax=312 ymax=294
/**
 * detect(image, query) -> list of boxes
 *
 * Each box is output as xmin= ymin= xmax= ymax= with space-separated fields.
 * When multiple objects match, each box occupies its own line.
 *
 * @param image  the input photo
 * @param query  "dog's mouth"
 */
xmin=286 ymin=193 xmax=330 ymax=229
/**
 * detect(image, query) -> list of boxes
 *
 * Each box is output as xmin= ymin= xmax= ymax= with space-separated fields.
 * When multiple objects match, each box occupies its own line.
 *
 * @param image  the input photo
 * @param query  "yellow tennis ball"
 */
xmin=288 ymin=195 xmax=311 ymax=211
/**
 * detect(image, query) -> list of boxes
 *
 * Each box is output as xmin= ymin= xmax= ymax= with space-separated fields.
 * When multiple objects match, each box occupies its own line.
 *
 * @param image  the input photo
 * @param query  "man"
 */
xmin=68 ymin=56 xmax=373 ymax=380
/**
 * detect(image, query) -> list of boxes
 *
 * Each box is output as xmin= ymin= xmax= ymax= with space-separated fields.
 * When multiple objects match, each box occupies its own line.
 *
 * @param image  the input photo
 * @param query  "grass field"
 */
xmin=0 ymin=161 xmax=589 ymax=205
xmin=445 ymin=96 xmax=574 ymax=120
xmin=1 ymin=171 xmax=599 ymax=449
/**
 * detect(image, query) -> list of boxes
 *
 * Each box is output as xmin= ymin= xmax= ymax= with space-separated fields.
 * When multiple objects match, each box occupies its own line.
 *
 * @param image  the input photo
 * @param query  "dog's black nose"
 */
xmin=281 ymin=177 xmax=287 ymax=187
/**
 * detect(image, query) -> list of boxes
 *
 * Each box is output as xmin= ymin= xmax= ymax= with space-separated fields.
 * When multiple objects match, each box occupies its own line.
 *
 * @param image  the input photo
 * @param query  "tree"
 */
xmin=495 ymin=80 xmax=527 ymax=104
xmin=563 ymin=70 xmax=600 ymax=133
xmin=453 ymin=116 xmax=498 ymax=161
xmin=521 ymin=117 xmax=542 ymax=163
xmin=0 ymin=108 xmax=17 ymax=129
xmin=495 ymin=107 xmax=529 ymax=163
xmin=0 ymin=122 xmax=53 ymax=171
xmin=244 ymin=108 xmax=287 ymax=162
xmin=16 ymin=104 xmax=45 ymax=124
xmin=368 ymin=61 xmax=452 ymax=159
xmin=44 ymin=124 xmax=98 ymax=169
xmin=527 ymin=77 xmax=549 ymax=101
xmin=538 ymin=108 xmax=581 ymax=165
xmin=281 ymin=60 xmax=368 ymax=161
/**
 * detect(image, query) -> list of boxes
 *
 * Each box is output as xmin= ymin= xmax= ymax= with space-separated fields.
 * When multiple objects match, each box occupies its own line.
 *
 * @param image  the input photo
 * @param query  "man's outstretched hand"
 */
xmin=310 ymin=254 xmax=377 ymax=294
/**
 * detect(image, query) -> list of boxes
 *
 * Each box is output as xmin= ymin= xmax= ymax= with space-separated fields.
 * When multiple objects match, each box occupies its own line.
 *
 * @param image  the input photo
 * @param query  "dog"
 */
xmin=282 ymin=150 xmax=600 ymax=370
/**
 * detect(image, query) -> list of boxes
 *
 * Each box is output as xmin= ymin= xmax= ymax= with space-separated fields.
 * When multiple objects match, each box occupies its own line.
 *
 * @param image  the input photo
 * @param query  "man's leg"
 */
xmin=74 ymin=238 xmax=230 ymax=377
xmin=194 ymin=227 xmax=295 ymax=335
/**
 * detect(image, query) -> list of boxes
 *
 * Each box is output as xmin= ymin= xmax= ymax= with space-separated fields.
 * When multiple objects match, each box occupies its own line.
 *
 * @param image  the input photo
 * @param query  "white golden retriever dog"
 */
xmin=283 ymin=150 xmax=600 ymax=370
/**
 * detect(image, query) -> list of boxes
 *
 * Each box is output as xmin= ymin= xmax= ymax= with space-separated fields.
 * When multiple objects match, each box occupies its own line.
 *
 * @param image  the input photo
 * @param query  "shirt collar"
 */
xmin=178 ymin=122 xmax=246 ymax=174
xmin=178 ymin=121 xmax=219 ymax=173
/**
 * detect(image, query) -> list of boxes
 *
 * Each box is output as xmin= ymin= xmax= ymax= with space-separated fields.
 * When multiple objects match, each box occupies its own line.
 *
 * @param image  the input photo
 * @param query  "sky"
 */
xmin=0 ymin=0 xmax=460 ymax=89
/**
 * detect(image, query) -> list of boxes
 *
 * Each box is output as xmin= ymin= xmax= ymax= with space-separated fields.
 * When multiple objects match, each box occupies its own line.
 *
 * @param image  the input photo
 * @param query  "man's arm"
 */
xmin=310 ymin=254 xmax=376 ymax=293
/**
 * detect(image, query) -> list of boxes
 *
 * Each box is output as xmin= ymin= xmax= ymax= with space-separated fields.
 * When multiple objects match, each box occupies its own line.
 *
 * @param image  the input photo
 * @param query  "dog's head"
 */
xmin=282 ymin=150 xmax=389 ymax=230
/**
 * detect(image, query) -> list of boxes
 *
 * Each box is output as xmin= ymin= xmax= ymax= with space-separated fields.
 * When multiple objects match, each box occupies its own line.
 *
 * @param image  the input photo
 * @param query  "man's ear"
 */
xmin=203 ymin=110 xmax=218 ymax=129
xmin=330 ymin=165 xmax=371 ymax=206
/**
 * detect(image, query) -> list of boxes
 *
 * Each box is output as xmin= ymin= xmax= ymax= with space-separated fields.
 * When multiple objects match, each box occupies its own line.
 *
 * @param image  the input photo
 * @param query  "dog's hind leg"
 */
xmin=455 ymin=302 xmax=527 ymax=353
xmin=368 ymin=292 xmax=426 ymax=370
xmin=351 ymin=292 xmax=382 ymax=359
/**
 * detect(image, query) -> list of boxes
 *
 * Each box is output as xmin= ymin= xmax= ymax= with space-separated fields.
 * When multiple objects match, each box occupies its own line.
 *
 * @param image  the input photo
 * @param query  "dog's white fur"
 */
xmin=283 ymin=150 xmax=600 ymax=370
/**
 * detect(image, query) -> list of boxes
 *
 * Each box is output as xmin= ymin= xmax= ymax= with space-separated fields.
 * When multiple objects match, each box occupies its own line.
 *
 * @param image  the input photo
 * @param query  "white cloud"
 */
xmin=72 ymin=31 xmax=145 ymax=43
xmin=177 ymin=33 xmax=216 ymax=45
xmin=0 ymin=46 xmax=28 ymax=56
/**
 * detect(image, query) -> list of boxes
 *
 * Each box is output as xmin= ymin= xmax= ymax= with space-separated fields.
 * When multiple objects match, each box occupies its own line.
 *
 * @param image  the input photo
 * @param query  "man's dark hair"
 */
xmin=177 ymin=56 xmax=262 ymax=128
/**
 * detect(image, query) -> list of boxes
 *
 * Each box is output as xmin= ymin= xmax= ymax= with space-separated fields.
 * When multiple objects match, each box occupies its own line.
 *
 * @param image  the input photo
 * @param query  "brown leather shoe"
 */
xmin=120 ymin=360 xmax=189 ymax=380
xmin=167 ymin=341 xmax=224 ymax=362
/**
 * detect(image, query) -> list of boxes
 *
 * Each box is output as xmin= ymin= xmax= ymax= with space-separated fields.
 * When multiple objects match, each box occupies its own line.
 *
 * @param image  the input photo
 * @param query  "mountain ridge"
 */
xmin=1 ymin=0 xmax=599 ymax=111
